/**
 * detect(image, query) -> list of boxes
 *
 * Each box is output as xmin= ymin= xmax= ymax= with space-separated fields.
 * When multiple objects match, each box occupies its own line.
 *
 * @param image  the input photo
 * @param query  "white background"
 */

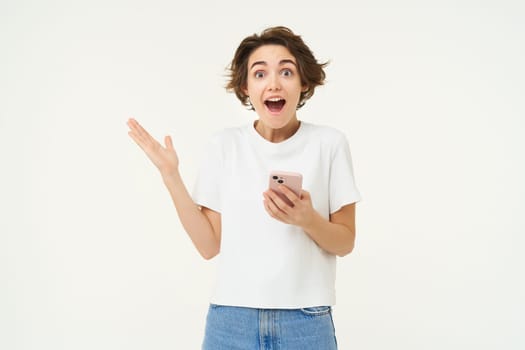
xmin=1 ymin=0 xmax=524 ymax=349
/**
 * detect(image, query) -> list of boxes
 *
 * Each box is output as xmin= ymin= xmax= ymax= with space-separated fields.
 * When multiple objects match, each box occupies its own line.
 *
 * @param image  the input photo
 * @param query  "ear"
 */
xmin=301 ymin=84 xmax=309 ymax=93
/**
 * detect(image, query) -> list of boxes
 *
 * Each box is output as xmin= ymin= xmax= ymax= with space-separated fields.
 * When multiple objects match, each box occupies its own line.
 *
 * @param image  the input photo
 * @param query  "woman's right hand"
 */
xmin=127 ymin=118 xmax=179 ymax=177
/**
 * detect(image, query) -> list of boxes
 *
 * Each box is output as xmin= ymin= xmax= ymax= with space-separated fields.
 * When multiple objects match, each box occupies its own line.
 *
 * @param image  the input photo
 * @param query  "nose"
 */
xmin=267 ymin=73 xmax=281 ymax=91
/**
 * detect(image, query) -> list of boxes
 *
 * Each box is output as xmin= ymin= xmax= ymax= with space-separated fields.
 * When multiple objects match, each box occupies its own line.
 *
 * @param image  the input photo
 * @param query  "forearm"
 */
xmin=161 ymin=172 xmax=219 ymax=259
xmin=302 ymin=211 xmax=355 ymax=257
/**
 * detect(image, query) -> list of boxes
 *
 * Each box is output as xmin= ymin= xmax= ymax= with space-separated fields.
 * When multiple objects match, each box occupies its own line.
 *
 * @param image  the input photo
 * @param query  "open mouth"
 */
xmin=264 ymin=97 xmax=286 ymax=113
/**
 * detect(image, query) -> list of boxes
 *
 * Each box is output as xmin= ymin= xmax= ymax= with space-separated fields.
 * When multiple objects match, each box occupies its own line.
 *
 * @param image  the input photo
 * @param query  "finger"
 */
xmin=129 ymin=123 xmax=162 ymax=153
xmin=164 ymin=135 xmax=174 ymax=150
xmin=299 ymin=189 xmax=310 ymax=200
xmin=128 ymin=119 xmax=152 ymax=142
xmin=263 ymin=199 xmax=278 ymax=219
xmin=277 ymin=185 xmax=300 ymax=206
xmin=127 ymin=118 xmax=142 ymax=133
xmin=265 ymin=191 xmax=289 ymax=216
xmin=265 ymin=190 xmax=288 ymax=212
xmin=127 ymin=120 xmax=145 ymax=143
xmin=264 ymin=197 xmax=293 ymax=225
xmin=128 ymin=129 xmax=141 ymax=145
xmin=262 ymin=194 xmax=275 ymax=216
xmin=128 ymin=130 xmax=149 ymax=152
xmin=264 ymin=193 xmax=282 ymax=214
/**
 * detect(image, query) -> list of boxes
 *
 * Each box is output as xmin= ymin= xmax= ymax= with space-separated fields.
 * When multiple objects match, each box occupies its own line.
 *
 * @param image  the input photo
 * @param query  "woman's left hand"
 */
xmin=263 ymin=186 xmax=316 ymax=228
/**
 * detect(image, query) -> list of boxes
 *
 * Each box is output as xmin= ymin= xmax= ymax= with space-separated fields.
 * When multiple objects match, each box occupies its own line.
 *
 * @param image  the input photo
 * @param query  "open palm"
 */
xmin=127 ymin=118 xmax=179 ymax=176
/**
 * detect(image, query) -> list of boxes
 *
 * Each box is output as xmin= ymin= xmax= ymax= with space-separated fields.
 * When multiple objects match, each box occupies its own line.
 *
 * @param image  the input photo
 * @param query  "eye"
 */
xmin=281 ymin=68 xmax=293 ymax=77
xmin=254 ymin=71 xmax=265 ymax=78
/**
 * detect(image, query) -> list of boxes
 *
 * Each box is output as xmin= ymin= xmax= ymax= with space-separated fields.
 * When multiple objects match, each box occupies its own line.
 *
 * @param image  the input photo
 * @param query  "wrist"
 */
xmin=301 ymin=210 xmax=323 ymax=233
xmin=161 ymin=169 xmax=182 ymax=185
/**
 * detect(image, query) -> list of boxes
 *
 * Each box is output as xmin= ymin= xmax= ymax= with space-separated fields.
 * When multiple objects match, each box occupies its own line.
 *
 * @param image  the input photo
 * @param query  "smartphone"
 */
xmin=269 ymin=171 xmax=303 ymax=207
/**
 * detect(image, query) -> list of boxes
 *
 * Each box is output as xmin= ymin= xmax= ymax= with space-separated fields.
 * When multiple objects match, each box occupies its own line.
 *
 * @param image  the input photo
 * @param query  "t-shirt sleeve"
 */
xmin=192 ymin=135 xmax=223 ymax=213
xmin=329 ymin=133 xmax=361 ymax=214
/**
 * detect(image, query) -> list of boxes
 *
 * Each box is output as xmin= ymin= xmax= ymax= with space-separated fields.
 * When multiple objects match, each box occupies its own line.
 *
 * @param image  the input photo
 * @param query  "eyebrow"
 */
xmin=250 ymin=59 xmax=297 ymax=70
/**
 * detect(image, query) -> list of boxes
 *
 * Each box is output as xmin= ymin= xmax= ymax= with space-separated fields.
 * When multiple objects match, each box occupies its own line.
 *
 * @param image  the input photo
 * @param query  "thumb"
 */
xmin=164 ymin=135 xmax=173 ymax=149
xmin=300 ymin=189 xmax=310 ymax=200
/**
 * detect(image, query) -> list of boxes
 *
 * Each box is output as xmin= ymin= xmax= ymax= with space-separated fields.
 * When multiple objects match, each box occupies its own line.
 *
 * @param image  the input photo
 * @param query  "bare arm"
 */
xmin=127 ymin=118 xmax=220 ymax=259
xmin=303 ymin=203 xmax=356 ymax=257
xmin=263 ymin=187 xmax=356 ymax=257
xmin=161 ymin=172 xmax=221 ymax=259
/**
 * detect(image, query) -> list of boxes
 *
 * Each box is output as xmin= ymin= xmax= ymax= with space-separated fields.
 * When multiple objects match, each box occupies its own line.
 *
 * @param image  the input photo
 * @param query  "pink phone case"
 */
xmin=269 ymin=171 xmax=303 ymax=207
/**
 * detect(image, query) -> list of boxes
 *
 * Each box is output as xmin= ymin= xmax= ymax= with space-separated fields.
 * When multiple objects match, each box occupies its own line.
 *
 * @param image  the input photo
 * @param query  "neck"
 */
xmin=254 ymin=118 xmax=301 ymax=143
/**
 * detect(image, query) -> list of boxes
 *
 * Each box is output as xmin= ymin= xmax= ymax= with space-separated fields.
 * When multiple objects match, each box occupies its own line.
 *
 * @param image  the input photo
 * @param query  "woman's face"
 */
xmin=244 ymin=44 xmax=306 ymax=130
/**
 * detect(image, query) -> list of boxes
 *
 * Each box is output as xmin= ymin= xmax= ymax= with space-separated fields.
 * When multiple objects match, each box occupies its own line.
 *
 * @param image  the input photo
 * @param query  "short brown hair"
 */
xmin=226 ymin=26 xmax=328 ymax=109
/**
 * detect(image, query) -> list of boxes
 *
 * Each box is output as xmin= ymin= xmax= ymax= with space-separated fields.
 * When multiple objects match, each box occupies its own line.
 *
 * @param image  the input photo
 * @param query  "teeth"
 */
xmin=267 ymin=98 xmax=283 ymax=102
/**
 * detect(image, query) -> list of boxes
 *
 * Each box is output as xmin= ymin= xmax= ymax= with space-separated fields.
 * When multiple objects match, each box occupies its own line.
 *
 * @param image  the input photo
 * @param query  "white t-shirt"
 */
xmin=192 ymin=121 xmax=361 ymax=309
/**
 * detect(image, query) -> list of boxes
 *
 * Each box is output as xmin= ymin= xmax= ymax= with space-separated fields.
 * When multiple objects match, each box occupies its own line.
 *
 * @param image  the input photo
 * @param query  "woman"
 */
xmin=127 ymin=26 xmax=360 ymax=350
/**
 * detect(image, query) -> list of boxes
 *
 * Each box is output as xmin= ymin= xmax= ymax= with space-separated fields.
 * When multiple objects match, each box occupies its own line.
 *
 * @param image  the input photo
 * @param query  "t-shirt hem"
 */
xmin=193 ymin=198 xmax=221 ymax=214
xmin=208 ymin=297 xmax=336 ymax=309
xmin=330 ymin=195 xmax=362 ymax=215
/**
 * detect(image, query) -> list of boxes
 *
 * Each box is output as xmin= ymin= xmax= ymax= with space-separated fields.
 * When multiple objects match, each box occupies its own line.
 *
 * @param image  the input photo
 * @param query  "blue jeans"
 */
xmin=202 ymin=304 xmax=338 ymax=350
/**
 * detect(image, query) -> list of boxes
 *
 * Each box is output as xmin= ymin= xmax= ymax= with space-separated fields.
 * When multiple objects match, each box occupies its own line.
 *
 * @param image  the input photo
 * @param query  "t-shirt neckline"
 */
xmin=248 ymin=120 xmax=306 ymax=149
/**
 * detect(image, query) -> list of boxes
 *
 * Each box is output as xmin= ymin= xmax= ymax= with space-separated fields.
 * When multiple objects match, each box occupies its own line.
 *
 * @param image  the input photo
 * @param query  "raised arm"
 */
xmin=127 ymin=118 xmax=221 ymax=259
